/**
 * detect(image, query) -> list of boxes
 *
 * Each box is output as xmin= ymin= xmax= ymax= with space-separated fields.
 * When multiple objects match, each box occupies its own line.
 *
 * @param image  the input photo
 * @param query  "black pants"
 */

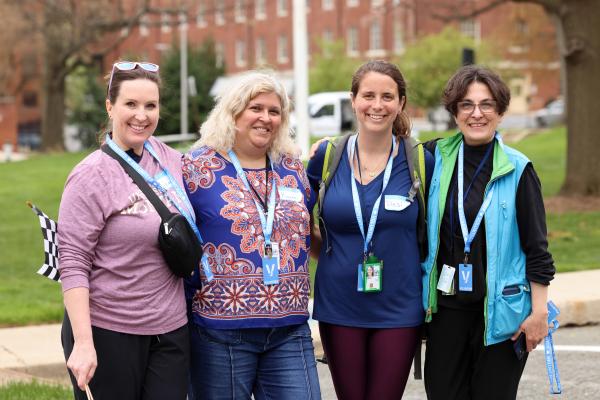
xmin=424 ymin=306 xmax=528 ymax=400
xmin=62 ymin=312 xmax=190 ymax=400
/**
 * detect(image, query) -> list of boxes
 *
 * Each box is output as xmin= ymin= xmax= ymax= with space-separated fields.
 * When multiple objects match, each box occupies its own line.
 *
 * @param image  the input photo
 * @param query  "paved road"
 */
xmin=316 ymin=325 xmax=600 ymax=399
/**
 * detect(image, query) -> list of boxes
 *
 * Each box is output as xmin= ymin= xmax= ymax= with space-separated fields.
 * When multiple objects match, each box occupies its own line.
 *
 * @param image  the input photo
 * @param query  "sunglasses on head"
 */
xmin=107 ymin=61 xmax=160 ymax=96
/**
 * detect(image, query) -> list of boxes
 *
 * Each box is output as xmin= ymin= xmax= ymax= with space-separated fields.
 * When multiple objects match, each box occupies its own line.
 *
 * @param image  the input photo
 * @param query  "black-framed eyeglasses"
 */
xmin=457 ymin=100 xmax=497 ymax=115
xmin=107 ymin=61 xmax=159 ymax=96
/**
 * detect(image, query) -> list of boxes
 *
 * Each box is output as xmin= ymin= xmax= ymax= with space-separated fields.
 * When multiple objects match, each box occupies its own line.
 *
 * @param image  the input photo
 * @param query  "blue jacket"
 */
xmin=422 ymin=132 xmax=532 ymax=345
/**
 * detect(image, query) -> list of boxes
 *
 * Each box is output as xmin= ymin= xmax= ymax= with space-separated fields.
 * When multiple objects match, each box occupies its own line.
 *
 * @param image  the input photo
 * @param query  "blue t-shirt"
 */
xmin=183 ymin=146 xmax=316 ymax=329
xmin=307 ymin=137 xmax=434 ymax=328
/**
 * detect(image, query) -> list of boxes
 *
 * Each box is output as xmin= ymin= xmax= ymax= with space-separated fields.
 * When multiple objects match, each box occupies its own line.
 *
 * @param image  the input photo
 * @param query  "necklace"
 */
xmin=361 ymin=154 xmax=388 ymax=177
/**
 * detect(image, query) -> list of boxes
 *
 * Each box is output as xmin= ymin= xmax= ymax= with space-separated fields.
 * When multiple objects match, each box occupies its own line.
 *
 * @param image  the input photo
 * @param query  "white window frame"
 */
xmin=139 ymin=15 xmax=149 ymax=36
xmin=215 ymin=1 xmax=225 ymax=26
xmin=322 ymin=0 xmax=334 ymax=11
xmin=277 ymin=0 xmax=288 ymax=17
xmin=255 ymin=0 xmax=267 ymax=20
xmin=347 ymin=26 xmax=359 ymax=56
xmin=235 ymin=0 xmax=246 ymax=23
xmin=394 ymin=20 xmax=404 ymax=55
xmin=161 ymin=12 xmax=171 ymax=33
xmin=256 ymin=37 xmax=267 ymax=64
xmin=215 ymin=42 xmax=224 ymax=68
xmin=369 ymin=20 xmax=382 ymax=50
xmin=235 ymin=40 xmax=247 ymax=67
xmin=196 ymin=3 xmax=207 ymax=28
xmin=277 ymin=35 xmax=288 ymax=64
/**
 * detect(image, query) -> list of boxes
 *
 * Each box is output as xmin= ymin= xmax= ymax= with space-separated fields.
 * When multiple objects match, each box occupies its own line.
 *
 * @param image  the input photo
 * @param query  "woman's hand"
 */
xmin=309 ymin=137 xmax=331 ymax=159
xmin=511 ymin=311 xmax=548 ymax=352
xmin=67 ymin=338 xmax=97 ymax=390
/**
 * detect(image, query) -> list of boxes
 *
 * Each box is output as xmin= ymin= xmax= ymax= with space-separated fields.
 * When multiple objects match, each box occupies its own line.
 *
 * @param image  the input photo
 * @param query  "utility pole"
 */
xmin=179 ymin=11 xmax=188 ymax=136
xmin=293 ymin=0 xmax=309 ymax=159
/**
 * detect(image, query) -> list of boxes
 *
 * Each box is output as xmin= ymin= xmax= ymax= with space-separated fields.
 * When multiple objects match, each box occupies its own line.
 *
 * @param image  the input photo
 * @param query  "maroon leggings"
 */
xmin=319 ymin=322 xmax=420 ymax=400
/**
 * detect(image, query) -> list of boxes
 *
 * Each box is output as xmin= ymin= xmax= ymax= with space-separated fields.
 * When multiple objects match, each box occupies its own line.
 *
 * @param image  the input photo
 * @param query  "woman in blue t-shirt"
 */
xmin=307 ymin=60 xmax=434 ymax=399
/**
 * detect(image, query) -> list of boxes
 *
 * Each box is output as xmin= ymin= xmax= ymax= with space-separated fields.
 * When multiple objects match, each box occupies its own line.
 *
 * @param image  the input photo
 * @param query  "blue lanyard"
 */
xmin=348 ymin=134 xmax=397 ymax=256
xmin=545 ymin=301 xmax=562 ymax=394
xmin=457 ymin=141 xmax=494 ymax=257
xmin=227 ymin=150 xmax=277 ymax=245
xmin=106 ymin=137 xmax=214 ymax=281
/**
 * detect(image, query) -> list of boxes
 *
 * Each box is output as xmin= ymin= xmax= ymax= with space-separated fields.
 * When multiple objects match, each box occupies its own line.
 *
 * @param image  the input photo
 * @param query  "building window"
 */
xmin=323 ymin=28 xmax=333 ymax=43
xmin=347 ymin=0 xmax=359 ymax=7
xmin=256 ymin=37 xmax=267 ymax=65
xmin=235 ymin=0 xmax=246 ymax=23
xmin=371 ymin=0 xmax=384 ymax=8
xmin=235 ymin=40 xmax=247 ymax=67
xmin=347 ymin=27 xmax=359 ymax=56
xmin=215 ymin=1 xmax=225 ymax=25
xmin=277 ymin=0 xmax=288 ymax=16
xmin=22 ymin=91 xmax=38 ymax=108
xmin=322 ymin=0 xmax=334 ymax=10
xmin=277 ymin=35 xmax=288 ymax=63
xmin=161 ymin=12 xmax=171 ymax=33
xmin=369 ymin=21 xmax=382 ymax=50
xmin=120 ymin=26 xmax=130 ymax=37
xmin=196 ymin=3 xmax=206 ymax=27
xmin=460 ymin=19 xmax=481 ymax=43
xmin=255 ymin=0 xmax=266 ymax=20
xmin=140 ymin=15 xmax=149 ymax=36
xmin=393 ymin=20 xmax=404 ymax=54
xmin=215 ymin=42 xmax=224 ymax=68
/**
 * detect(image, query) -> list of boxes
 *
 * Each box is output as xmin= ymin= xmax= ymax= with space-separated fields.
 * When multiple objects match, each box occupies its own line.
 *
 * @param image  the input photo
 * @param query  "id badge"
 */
xmin=437 ymin=264 xmax=455 ymax=294
xmin=278 ymin=186 xmax=303 ymax=203
xmin=262 ymin=242 xmax=280 ymax=285
xmin=201 ymin=253 xmax=214 ymax=282
xmin=458 ymin=263 xmax=473 ymax=292
xmin=363 ymin=255 xmax=382 ymax=293
xmin=154 ymin=170 xmax=172 ymax=190
xmin=384 ymin=195 xmax=411 ymax=211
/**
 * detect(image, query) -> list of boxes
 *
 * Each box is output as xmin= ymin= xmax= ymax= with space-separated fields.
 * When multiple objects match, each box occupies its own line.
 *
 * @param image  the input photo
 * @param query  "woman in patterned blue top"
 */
xmin=307 ymin=60 xmax=434 ymax=399
xmin=183 ymin=72 xmax=320 ymax=400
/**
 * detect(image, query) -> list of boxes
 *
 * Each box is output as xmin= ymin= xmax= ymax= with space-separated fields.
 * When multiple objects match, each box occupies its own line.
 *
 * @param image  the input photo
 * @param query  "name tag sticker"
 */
xmin=385 ymin=195 xmax=411 ymax=211
xmin=278 ymin=186 xmax=303 ymax=203
xmin=437 ymin=264 xmax=455 ymax=293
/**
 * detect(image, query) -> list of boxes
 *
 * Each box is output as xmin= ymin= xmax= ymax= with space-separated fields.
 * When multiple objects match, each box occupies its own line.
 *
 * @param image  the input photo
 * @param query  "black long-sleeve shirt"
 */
xmin=425 ymin=140 xmax=555 ymax=310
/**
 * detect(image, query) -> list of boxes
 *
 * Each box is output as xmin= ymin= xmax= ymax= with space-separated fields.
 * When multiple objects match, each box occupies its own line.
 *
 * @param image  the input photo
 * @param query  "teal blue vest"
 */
xmin=422 ymin=133 xmax=532 ymax=345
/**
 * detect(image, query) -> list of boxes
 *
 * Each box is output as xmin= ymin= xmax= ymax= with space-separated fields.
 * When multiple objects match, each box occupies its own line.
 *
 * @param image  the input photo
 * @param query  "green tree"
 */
xmin=66 ymin=65 xmax=106 ymax=148
xmin=397 ymin=27 xmax=491 ymax=110
xmin=309 ymin=40 xmax=361 ymax=94
xmin=158 ymin=38 xmax=224 ymax=135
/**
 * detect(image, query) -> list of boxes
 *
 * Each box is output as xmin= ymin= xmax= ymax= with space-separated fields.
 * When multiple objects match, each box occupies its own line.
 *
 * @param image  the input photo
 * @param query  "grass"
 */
xmin=0 ymin=126 xmax=596 ymax=325
xmin=0 ymin=381 xmax=71 ymax=399
xmin=0 ymin=151 xmax=89 ymax=326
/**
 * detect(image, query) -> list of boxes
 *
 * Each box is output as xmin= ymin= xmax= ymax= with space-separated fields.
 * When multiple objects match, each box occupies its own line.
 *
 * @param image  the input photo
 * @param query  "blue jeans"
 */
xmin=189 ymin=322 xmax=321 ymax=400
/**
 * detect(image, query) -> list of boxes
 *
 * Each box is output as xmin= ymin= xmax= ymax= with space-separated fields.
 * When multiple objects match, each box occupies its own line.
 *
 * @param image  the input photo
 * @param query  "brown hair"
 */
xmin=351 ymin=60 xmax=411 ymax=138
xmin=443 ymin=65 xmax=510 ymax=116
xmin=106 ymin=64 xmax=162 ymax=104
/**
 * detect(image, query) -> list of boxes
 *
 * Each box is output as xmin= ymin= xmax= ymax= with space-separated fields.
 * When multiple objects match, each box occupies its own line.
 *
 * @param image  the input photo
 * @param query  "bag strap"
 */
xmin=101 ymin=145 xmax=172 ymax=220
xmin=318 ymin=133 xmax=352 ymax=216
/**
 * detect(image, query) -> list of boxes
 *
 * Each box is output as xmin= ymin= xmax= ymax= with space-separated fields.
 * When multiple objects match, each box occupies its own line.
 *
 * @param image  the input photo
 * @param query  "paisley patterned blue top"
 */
xmin=183 ymin=146 xmax=316 ymax=329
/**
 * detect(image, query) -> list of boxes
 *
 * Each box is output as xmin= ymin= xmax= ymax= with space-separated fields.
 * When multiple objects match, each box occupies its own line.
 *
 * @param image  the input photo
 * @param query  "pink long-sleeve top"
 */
xmin=58 ymin=137 xmax=187 ymax=335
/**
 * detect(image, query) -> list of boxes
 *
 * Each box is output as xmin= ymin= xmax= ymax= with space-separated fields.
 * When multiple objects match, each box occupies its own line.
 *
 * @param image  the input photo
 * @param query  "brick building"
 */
xmin=4 ymin=0 xmax=561 ymax=149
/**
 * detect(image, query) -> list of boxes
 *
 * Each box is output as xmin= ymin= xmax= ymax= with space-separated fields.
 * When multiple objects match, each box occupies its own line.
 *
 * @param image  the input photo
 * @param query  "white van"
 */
xmin=292 ymin=91 xmax=356 ymax=138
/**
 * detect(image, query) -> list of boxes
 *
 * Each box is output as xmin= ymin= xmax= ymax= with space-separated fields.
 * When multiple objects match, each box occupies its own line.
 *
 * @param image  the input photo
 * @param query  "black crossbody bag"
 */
xmin=102 ymin=145 xmax=202 ymax=278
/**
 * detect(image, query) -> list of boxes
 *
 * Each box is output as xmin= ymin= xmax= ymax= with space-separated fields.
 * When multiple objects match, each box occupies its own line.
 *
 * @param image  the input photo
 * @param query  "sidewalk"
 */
xmin=1 ymin=269 xmax=599 ymax=386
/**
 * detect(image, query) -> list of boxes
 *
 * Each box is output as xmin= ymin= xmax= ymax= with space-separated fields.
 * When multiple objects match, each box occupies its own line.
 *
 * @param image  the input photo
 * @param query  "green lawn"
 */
xmin=0 ymin=381 xmax=71 ymax=399
xmin=0 ymin=126 xmax=597 ymax=326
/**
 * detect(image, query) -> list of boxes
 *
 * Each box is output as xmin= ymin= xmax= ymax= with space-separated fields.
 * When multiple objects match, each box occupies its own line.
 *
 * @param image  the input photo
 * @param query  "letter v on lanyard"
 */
xmin=348 ymin=134 xmax=397 ymax=262
xmin=227 ymin=150 xmax=278 ymax=285
xmin=457 ymin=140 xmax=494 ymax=291
xmin=105 ymin=135 xmax=213 ymax=281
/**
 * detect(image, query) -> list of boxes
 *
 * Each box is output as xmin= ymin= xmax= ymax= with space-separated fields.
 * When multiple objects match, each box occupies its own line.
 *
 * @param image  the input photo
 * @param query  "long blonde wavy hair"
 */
xmin=192 ymin=71 xmax=297 ymax=162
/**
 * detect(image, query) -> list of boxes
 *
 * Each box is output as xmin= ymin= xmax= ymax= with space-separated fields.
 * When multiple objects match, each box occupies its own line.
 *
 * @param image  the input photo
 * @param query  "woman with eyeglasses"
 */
xmin=58 ymin=61 xmax=191 ymax=399
xmin=182 ymin=71 xmax=321 ymax=400
xmin=421 ymin=65 xmax=555 ymax=399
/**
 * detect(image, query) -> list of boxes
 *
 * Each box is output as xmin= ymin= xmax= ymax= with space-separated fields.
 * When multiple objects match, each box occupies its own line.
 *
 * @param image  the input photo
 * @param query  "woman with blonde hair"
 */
xmin=183 ymin=71 xmax=321 ymax=400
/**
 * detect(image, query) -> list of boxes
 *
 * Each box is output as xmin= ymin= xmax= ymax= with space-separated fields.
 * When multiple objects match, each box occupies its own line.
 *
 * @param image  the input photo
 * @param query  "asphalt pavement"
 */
xmin=1 ymin=269 xmax=599 ymax=399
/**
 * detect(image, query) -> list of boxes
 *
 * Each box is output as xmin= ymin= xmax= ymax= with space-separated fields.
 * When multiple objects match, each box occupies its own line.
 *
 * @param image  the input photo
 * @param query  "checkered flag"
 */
xmin=27 ymin=202 xmax=60 ymax=282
